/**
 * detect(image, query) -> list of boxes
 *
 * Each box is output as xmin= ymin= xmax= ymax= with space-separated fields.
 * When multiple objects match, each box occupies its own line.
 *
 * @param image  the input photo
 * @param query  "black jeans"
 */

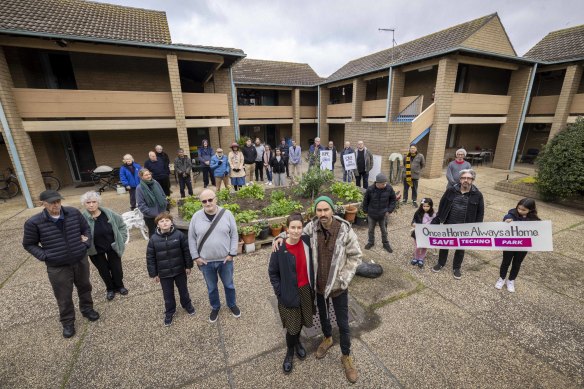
xmin=402 ymin=178 xmax=419 ymax=202
xmin=156 ymin=176 xmax=171 ymax=196
xmin=89 ymin=250 xmax=124 ymax=292
xmin=438 ymin=249 xmax=465 ymax=270
xmin=129 ymin=187 xmax=136 ymax=210
xmin=255 ymin=161 xmax=264 ymax=181
xmin=178 ymin=174 xmax=193 ymax=197
xmin=159 ymin=272 xmax=192 ymax=316
xmin=145 ymin=217 xmax=156 ymax=237
xmin=316 ymin=291 xmax=351 ymax=356
xmin=46 ymin=257 xmax=93 ymax=326
xmin=355 ymin=172 xmax=369 ymax=189
xmin=367 ymin=215 xmax=389 ymax=245
xmin=202 ymin=166 xmax=215 ymax=187
xmin=500 ymin=251 xmax=528 ymax=280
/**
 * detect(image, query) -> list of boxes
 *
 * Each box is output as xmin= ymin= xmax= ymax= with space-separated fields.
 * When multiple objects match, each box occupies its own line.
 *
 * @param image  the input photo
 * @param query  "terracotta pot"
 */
xmin=344 ymin=205 xmax=358 ymax=223
xmin=242 ymin=232 xmax=256 ymax=244
xmin=270 ymin=226 xmax=282 ymax=237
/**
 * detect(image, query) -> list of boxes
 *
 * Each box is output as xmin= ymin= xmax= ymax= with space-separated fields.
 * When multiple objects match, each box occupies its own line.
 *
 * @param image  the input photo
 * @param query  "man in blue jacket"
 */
xmin=119 ymin=154 xmax=141 ymax=210
xmin=22 ymin=190 xmax=100 ymax=339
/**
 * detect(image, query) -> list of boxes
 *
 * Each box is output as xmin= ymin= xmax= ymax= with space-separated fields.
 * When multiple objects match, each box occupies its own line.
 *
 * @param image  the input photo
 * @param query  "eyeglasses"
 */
xmin=460 ymin=176 xmax=473 ymax=181
xmin=201 ymin=197 xmax=215 ymax=204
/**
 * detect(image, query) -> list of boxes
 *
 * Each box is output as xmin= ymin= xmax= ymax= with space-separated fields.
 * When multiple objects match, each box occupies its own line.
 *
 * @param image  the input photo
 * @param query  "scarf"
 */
xmin=405 ymin=152 xmax=416 ymax=187
xmin=139 ymin=179 xmax=167 ymax=208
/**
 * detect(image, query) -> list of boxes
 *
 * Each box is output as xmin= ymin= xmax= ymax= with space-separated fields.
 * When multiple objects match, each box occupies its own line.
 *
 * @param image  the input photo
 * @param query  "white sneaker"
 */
xmin=495 ymin=278 xmax=505 ymax=290
xmin=506 ymin=279 xmax=515 ymax=293
xmin=268 ymin=182 xmax=273 ymax=185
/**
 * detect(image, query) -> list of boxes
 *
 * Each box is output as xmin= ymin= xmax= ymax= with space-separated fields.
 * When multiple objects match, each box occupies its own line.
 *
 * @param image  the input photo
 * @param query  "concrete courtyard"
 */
xmin=0 ymin=166 xmax=582 ymax=388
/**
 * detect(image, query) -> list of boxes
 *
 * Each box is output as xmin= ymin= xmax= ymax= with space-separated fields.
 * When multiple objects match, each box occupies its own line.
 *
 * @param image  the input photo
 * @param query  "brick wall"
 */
xmin=203 ymin=80 xmax=221 ymax=148
xmin=29 ymin=132 xmax=74 ymax=187
xmin=456 ymin=124 xmax=501 ymax=151
xmin=300 ymin=123 xmax=317 ymax=150
xmin=328 ymin=123 xmax=345 ymax=147
xmin=0 ymin=47 xmax=45 ymax=201
xmin=292 ymin=88 xmax=301 ymax=144
xmin=388 ymin=69 xmax=406 ymax=119
xmin=166 ymin=54 xmax=188 ymax=152
xmin=425 ymin=57 xmax=458 ymax=178
xmin=351 ymin=78 xmax=365 ymax=121
xmin=493 ymin=65 xmax=533 ymax=169
xmin=210 ymin=68 xmax=237 ymax=148
xmin=71 ymin=52 xmax=171 ymax=91
xmin=318 ymin=87 xmax=330 ymax=142
xmin=403 ymin=67 xmax=437 ymax=111
xmin=461 ymin=17 xmax=516 ymax=56
xmin=549 ymin=64 xmax=583 ymax=139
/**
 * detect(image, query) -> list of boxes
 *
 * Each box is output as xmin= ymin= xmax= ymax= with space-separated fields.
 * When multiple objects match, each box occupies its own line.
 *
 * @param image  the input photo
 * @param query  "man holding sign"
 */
xmin=431 ymin=169 xmax=484 ymax=279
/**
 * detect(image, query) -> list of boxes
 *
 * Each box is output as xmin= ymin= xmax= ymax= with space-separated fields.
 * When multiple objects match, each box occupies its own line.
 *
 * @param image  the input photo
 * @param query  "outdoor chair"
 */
xmin=121 ymin=208 xmax=149 ymax=243
xmin=521 ymin=148 xmax=539 ymax=164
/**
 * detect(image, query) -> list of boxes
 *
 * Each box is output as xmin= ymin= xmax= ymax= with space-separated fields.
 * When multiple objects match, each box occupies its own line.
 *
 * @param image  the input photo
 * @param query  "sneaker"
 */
xmin=453 ymin=268 xmax=462 ymax=280
xmin=186 ymin=305 xmax=196 ymax=316
xmin=412 ymin=201 xmax=418 ymax=207
xmin=417 ymin=260 xmax=424 ymax=269
xmin=506 ymin=279 xmax=515 ymax=293
xmin=229 ymin=305 xmax=241 ymax=318
xmin=495 ymin=278 xmax=505 ymax=290
xmin=364 ymin=243 xmax=374 ymax=250
xmin=383 ymin=244 xmax=393 ymax=253
xmin=432 ymin=264 xmax=443 ymax=273
xmin=164 ymin=314 xmax=174 ymax=327
xmin=209 ymin=309 xmax=220 ymax=323
xmin=410 ymin=259 xmax=418 ymax=266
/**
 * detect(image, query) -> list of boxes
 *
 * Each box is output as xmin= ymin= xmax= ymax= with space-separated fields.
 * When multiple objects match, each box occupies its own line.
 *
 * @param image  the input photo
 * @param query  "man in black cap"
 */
xmin=361 ymin=173 xmax=397 ymax=253
xmin=23 ymin=190 xmax=99 ymax=338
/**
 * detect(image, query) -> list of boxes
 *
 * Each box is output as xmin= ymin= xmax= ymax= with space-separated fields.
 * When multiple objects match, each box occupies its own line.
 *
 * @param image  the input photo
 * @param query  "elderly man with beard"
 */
xmin=431 ymin=169 xmax=484 ymax=279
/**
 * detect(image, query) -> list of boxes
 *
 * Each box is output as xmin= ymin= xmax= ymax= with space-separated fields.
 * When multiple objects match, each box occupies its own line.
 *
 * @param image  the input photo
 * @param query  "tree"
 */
xmin=536 ymin=117 xmax=584 ymax=201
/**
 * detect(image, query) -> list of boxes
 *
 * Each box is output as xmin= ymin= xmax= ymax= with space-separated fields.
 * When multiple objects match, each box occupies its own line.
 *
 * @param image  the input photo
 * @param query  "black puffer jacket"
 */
xmin=268 ymin=235 xmax=314 ymax=308
xmin=146 ymin=227 xmax=193 ymax=278
xmin=23 ymin=206 xmax=92 ymax=266
xmin=270 ymin=156 xmax=287 ymax=174
xmin=362 ymin=184 xmax=397 ymax=220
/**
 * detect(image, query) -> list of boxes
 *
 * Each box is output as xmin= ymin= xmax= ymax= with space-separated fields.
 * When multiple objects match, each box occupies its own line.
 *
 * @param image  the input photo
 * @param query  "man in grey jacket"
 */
xmin=174 ymin=148 xmax=193 ymax=198
xmin=188 ymin=189 xmax=240 ymax=323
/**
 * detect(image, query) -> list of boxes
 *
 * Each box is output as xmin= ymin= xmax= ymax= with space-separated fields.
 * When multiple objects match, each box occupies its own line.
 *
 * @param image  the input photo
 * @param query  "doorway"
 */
xmin=61 ymin=132 xmax=97 ymax=182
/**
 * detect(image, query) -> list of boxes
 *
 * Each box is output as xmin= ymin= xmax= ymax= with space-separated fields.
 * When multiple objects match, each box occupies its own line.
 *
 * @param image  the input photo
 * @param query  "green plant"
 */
xmin=294 ymin=166 xmax=334 ymax=200
xmin=239 ymin=225 xmax=258 ymax=235
xmin=216 ymin=188 xmax=231 ymax=202
xmin=270 ymin=189 xmax=286 ymax=202
xmin=178 ymin=197 xmax=202 ymax=221
xmin=257 ymin=219 xmax=269 ymax=229
xmin=237 ymin=136 xmax=251 ymax=148
xmin=536 ymin=117 xmax=584 ymax=200
xmin=235 ymin=210 xmax=258 ymax=224
xmin=357 ymin=208 xmax=367 ymax=218
xmin=334 ymin=201 xmax=345 ymax=215
xmin=237 ymin=182 xmax=265 ymax=200
xmin=514 ymin=176 xmax=537 ymax=185
xmin=264 ymin=198 xmax=303 ymax=217
xmin=222 ymin=203 xmax=240 ymax=214
xmin=270 ymin=222 xmax=283 ymax=229
xmin=331 ymin=181 xmax=364 ymax=202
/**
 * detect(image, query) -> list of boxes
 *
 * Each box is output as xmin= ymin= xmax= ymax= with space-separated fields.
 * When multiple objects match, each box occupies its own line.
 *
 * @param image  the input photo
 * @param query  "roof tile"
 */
xmin=233 ymin=58 xmax=323 ymax=87
xmin=523 ymin=25 xmax=584 ymax=63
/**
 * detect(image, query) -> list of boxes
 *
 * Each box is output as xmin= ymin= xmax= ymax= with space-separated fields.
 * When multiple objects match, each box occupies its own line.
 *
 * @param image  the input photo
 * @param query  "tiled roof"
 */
xmin=523 ymin=25 xmax=584 ymax=63
xmin=326 ymin=13 xmax=499 ymax=83
xmin=233 ymin=58 xmax=323 ymax=86
xmin=173 ymin=43 xmax=245 ymax=56
xmin=0 ymin=0 xmax=171 ymax=44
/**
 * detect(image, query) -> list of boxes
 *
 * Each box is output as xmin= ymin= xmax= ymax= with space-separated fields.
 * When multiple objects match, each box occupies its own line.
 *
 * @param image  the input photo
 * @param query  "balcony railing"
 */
xmin=300 ymin=106 xmax=317 ymax=118
xmin=450 ymin=93 xmax=511 ymax=115
xmin=326 ymin=103 xmax=351 ymax=118
xmin=362 ymin=99 xmax=387 ymax=117
xmin=570 ymin=93 xmax=584 ymax=114
xmin=528 ymin=95 xmax=559 ymax=115
xmin=238 ymin=105 xmax=293 ymax=119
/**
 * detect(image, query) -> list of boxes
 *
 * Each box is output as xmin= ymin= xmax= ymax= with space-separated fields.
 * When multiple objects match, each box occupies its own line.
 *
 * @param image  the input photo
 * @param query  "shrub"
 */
xmin=222 ymin=203 xmax=240 ymax=214
xmin=216 ymin=188 xmax=231 ymax=203
xmin=237 ymin=136 xmax=251 ymax=148
xmin=270 ymin=189 xmax=286 ymax=202
xmin=264 ymin=198 xmax=303 ymax=217
xmin=294 ymin=166 xmax=334 ymax=199
xmin=536 ymin=118 xmax=584 ymax=200
xmin=331 ymin=181 xmax=364 ymax=202
xmin=237 ymin=182 xmax=265 ymax=200
xmin=235 ymin=210 xmax=258 ymax=224
xmin=179 ymin=197 xmax=202 ymax=221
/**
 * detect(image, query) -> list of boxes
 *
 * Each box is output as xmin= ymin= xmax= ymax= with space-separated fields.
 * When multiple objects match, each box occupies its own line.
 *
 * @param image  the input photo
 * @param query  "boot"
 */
xmin=283 ymin=333 xmax=295 ymax=373
xmin=341 ymin=355 xmax=358 ymax=383
xmin=315 ymin=336 xmax=333 ymax=359
xmin=295 ymin=334 xmax=306 ymax=359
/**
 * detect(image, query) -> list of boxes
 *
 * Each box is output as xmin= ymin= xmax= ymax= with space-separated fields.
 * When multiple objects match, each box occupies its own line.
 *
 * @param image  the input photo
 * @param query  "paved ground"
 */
xmin=1 ymin=165 xmax=583 ymax=388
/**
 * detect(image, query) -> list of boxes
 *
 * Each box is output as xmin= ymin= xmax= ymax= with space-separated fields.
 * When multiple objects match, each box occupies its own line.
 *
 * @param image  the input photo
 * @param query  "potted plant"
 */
xmin=334 ymin=201 xmax=346 ymax=217
xmin=344 ymin=204 xmax=358 ymax=223
xmin=240 ymin=225 xmax=257 ymax=244
xmin=355 ymin=208 xmax=368 ymax=226
xmin=257 ymin=219 xmax=270 ymax=240
xmin=270 ymin=222 xmax=283 ymax=237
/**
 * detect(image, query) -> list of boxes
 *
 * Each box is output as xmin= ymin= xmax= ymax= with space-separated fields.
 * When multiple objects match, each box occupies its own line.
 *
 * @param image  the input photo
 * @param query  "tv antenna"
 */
xmin=378 ymin=28 xmax=397 ymax=63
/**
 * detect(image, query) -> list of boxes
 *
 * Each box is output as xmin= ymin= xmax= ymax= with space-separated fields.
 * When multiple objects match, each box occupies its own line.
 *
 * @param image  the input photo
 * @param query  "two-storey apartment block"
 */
xmin=232 ymin=59 xmax=322 ymax=150
xmin=518 ymin=25 xmax=584 ymax=163
xmin=0 ymin=0 xmax=245 ymax=204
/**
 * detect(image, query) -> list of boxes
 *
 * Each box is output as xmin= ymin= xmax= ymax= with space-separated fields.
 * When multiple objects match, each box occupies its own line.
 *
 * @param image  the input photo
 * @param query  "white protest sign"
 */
xmin=368 ymin=155 xmax=382 ymax=184
xmin=320 ymin=150 xmax=333 ymax=170
xmin=414 ymin=221 xmax=553 ymax=251
xmin=343 ymin=153 xmax=357 ymax=171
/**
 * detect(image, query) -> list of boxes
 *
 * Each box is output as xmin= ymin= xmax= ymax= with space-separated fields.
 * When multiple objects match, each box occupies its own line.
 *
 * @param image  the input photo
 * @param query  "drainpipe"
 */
xmin=385 ymin=67 xmax=393 ymax=122
xmin=229 ymin=67 xmax=240 ymax=140
xmin=0 ymin=100 xmax=34 ymax=208
xmin=317 ymin=85 xmax=321 ymax=137
xmin=510 ymin=63 xmax=538 ymax=172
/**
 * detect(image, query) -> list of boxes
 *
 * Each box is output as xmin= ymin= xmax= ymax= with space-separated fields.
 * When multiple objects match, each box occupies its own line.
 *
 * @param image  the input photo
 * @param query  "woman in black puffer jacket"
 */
xmin=146 ymin=212 xmax=195 ymax=326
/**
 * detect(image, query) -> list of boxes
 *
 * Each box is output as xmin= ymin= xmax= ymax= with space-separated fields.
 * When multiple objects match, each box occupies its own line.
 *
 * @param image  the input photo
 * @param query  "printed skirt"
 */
xmin=277 ymin=284 xmax=315 ymax=335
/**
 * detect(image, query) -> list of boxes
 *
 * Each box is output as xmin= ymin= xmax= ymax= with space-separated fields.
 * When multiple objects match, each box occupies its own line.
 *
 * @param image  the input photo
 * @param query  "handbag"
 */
xmin=198 ymin=208 xmax=226 ymax=254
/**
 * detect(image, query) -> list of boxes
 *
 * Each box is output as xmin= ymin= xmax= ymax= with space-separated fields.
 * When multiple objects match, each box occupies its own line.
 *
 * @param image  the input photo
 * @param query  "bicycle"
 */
xmin=0 ymin=168 xmax=20 ymax=199
xmin=41 ymin=171 xmax=61 ymax=191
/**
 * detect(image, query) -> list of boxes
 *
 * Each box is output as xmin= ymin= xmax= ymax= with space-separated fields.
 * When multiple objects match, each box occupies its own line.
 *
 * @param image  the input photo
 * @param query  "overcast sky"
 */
xmin=97 ymin=0 xmax=582 ymax=77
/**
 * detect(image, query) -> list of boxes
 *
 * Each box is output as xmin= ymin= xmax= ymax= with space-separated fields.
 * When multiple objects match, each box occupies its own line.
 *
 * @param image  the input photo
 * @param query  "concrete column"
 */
xmin=425 ymin=57 xmax=458 ymax=178
xmin=388 ymin=68 xmax=406 ymax=120
xmin=351 ymin=78 xmax=366 ymax=121
xmin=318 ymin=87 xmax=330 ymax=143
xmin=0 ymin=47 xmax=45 ymax=200
xmin=292 ymin=88 xmax=301 ymax=144
xmin=166 ymin=54 xmax=189 ymax=152
xmin=493 ymin=66 xmax=534 ymax=169
xmin=549 ymin=64 xmax=583 ymax=140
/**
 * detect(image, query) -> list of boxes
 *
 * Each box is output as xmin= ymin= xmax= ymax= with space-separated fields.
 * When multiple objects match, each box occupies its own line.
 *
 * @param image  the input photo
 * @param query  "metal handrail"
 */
xmin=394 ymin=95 xmax=423 ymax=122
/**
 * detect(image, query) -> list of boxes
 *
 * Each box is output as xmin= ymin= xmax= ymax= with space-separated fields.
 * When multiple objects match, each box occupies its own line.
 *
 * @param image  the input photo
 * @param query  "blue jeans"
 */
xmin=343 ymin=170 xmax=352 ymax=182
xmin=199 ymin=261 xmax=236 ymax=310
